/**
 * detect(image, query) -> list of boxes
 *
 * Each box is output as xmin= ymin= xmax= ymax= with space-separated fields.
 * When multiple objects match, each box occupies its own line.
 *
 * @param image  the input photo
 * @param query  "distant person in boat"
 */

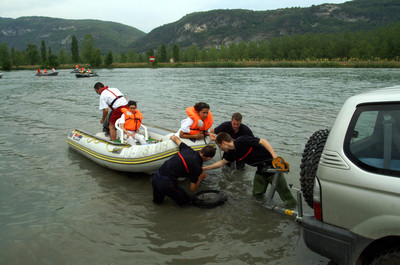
xmin=120 ymin=100 xmax=146 ymax=145
xmin=52 ymin=68 xmax=55 ymax=72
xmin=203 ymin=132 xmax=297 ymax=208
xmin=210 ymin=112 xmax=254 ymax=170
xmin=93 ymin=82 xmax=129 ymax=141
xmin=152 ymin=135 xmax=216 ymax=207
xmin=177 ymin=102 xmax=213 ymax=140
xmin=44 ymin=69 xmax=48 ymax=74
xmin=37 ymin=69 xmax=41 ymax=74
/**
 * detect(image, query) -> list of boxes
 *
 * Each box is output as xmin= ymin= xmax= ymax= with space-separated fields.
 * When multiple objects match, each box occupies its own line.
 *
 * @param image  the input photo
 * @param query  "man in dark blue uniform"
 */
xmin=152 ymin=135 xmax=216 ymax=207
xmin=203 ymin=132 xmax=296 ymax=208
xmin=210 ymin=113 xmax=254 ymax=170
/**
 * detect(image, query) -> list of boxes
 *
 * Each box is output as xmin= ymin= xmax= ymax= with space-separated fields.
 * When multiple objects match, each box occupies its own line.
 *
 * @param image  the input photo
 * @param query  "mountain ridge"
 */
xmin=133 ymin=0 xmax=400 ymax=52
xmin=0 ymin=0 xmax=399 ymax=54
xmin=0 ymin=16 xmax=145 ymax=53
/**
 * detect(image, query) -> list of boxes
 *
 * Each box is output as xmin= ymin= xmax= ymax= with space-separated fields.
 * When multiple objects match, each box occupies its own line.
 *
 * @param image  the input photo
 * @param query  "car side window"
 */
xmin=345 ymin=103 xmax=400 ymax=177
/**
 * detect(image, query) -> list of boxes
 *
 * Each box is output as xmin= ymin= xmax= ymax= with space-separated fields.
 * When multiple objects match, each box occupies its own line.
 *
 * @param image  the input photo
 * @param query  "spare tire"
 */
xmin=300 ymin=129 xmax=330 ymax=208
xmin=192 ymin=190 xmax=227 ymax=208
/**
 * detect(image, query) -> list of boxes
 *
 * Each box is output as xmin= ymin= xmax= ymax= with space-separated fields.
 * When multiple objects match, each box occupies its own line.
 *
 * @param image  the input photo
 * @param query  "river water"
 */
xmin=1 ymin=68 xmax=399 ymax=264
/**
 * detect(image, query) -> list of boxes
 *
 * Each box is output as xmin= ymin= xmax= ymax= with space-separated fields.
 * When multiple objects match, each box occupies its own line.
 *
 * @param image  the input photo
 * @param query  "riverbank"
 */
xmin=10 ymin=60 xmax=400 ymax=70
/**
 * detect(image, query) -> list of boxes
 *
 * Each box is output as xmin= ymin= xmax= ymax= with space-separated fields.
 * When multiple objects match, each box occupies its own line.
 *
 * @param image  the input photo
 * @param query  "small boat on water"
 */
xmin=36 ymin=72 xmax=59 ymax=76
xmin=75 ymin=72 xmax=98 ymax=78
xmin=66 ymin=124 xmax=214 ymax=173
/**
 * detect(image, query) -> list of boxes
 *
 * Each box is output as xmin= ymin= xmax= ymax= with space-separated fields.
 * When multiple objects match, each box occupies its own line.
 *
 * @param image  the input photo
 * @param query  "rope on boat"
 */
xmin=75 ymin=130 xmax=129 ymax=153
xmin=106 ymin=143 xmax=126 ymax=153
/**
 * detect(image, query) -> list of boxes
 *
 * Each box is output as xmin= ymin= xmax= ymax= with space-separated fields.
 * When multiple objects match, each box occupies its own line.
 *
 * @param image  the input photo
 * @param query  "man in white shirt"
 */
xmin=93 ymin=82 xmax=128 ymax=141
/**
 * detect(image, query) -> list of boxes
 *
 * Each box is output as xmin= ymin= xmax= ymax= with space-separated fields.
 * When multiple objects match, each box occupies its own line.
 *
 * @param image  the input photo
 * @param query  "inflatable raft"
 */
xmin=36 ymin=72 xmax=59 ymax=76
xmin=75 ymin=72 xmax=98 ymax=78
xmin=66 ymin=124 xmax=214 ymax=173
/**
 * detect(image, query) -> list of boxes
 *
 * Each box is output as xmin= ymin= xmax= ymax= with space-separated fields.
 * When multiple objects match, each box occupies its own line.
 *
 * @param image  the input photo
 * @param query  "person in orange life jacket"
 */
xmin=93 ymin=82 xmax=129 ymax=141
xmin=44 ymin=69 xmax=48 ymax=74
xmin=37 ymin=69 xmax=41 ymax=74
xmin=210 ymin=112 xmax=254 ymax=170
xmin=177 ymin=102 xmax=213 ymax=140
xmin=120 ymin=100 xmax=146 ymax=145
xmin=152 ymin=135 xmax=216 ymax=207
xmin=203 ymin=132 xmax=297 ymax=208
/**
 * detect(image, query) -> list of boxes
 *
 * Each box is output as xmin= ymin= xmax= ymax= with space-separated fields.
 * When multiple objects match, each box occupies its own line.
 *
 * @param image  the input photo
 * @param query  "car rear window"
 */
xmin=344 ymin=103 xmax=400 ymax=177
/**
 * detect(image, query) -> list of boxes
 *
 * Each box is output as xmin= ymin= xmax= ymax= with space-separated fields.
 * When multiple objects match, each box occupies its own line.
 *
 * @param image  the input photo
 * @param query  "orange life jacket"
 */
xmin=186 ymin=106 xmax=213 ymax=135
xmin=121 ymin=108 xmax=143 ymax=131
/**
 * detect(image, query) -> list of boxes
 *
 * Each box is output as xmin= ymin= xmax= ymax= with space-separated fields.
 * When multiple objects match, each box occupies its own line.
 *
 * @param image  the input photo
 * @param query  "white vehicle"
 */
xmin=299 ymin=86 xmax=400 ymax=265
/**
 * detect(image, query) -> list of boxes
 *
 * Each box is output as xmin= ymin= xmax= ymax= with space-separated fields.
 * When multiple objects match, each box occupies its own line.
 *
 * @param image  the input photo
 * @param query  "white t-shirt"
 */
xmin=175 ymin=117 xmax=210 ymax=136
xmin=99 ymin=87 xmax=128 ymax=110
xmin=180 ymin=117 xmax=194 ymax=133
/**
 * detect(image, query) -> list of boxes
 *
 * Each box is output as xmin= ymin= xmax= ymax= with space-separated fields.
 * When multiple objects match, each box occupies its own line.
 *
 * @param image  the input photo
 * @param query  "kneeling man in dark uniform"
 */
xmin=203 ymin=132 xmax=296 ymax=208
xmin=152 ymin=135 xmax=216 ymax=207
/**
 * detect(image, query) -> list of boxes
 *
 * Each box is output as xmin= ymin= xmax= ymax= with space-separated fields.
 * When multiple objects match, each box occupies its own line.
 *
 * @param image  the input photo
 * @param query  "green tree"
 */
xmin=48 ymin=54 xmax=59 ymax=68
xmin=91 ymin=49 xmax=102 ymax=67
xmin=208 ymin=46 xmax=218 ymax=61
xmin=257 ymin=40 xmax=271 ymax=60
xmin=200 ymin=47 xmax=208 ymax=62
xmin=25 ymin=44 xmax=40 ymax=65
xmin=185 ymin=45 xmax=199 ymax=62
xmin=120 ymin=52 xmax=127 ymax=63
xmin=228 ymin=43 xmax=239 ymax=61
xmin=59 ymin=48 xmax=68 ymax=64
xmin=71 ymin=35 xmax=79 ymax=63
xmin=40 ymin=40 xmax=47 ymax=66
xmin=173 ymin=44 xmax=180 ymax=62
xmin=159 ymin=44 xmax=167 ymax=62
xmin=0 ymin=43 xmax=11 ymax=70
xmin=81 ymin=34 xmax=96 ymax=63
xmin=10 ymin=47 xmax=22 ymax=67
xmin=127 ymin=49 xmax=139 ymax=63
xmin=219 ymin=45 xmax=229 ymax=61
xmin=237 ymin=41 xmax=248 ymax=60
xmin=247 ymin=41 xmax=259 ymax=60
xmin=146 ymin=48 xmax=155 ymax=63
xmin=104 ymin=50 xmax=113 ymax=66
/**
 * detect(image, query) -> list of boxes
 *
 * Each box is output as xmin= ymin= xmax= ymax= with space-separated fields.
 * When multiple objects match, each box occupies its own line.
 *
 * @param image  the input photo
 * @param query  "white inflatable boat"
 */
xmin=66 ymin=122 xmax=214 ymax=173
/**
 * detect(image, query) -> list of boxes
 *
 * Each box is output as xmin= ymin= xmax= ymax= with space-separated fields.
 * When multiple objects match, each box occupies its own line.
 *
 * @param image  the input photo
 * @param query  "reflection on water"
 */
xmin=1 ymin=68 xmax=399 ymax=264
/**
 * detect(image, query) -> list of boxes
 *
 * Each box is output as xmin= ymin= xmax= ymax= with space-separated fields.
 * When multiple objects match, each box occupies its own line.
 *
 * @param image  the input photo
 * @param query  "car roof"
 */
xmin=346 ymin=85 xmax=400 ymax=106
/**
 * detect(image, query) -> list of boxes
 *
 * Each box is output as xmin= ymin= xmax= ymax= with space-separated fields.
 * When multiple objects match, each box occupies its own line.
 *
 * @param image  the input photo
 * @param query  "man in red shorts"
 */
xmin=94 ymin=82 xmax=129 ymax=141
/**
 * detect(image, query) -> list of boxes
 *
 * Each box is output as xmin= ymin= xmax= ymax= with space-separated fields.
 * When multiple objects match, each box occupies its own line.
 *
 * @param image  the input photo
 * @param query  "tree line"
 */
xmin=0 ymin=22 xmax=399 ymax=70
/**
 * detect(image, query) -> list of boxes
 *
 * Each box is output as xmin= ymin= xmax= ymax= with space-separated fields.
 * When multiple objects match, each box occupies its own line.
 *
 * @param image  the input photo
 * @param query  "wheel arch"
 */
xmin=358 ymin=236 xmax=400 ymax=264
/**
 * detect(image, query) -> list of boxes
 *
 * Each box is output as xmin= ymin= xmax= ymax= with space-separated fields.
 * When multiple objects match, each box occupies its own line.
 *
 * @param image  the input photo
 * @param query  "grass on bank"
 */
xmin=9 ymin=59 xmax=400 ymax=70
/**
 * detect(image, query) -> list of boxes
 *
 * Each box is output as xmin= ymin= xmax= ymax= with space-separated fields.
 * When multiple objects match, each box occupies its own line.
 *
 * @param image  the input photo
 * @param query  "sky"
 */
xmin=0 ymin=0 xmax=350 ymax=33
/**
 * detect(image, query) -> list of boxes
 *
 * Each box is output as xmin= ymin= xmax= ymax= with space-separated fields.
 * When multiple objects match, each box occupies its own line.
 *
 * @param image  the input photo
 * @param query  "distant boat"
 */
xmin=75 ymin=72 xmax=98 ymax=78
xmin=36 ymin=72 xmax=59 ymax=76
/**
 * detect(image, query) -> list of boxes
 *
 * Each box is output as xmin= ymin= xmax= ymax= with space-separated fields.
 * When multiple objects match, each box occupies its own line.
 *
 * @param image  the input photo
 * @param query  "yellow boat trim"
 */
xmin=66 ymin=139 xmax=208 ymax=165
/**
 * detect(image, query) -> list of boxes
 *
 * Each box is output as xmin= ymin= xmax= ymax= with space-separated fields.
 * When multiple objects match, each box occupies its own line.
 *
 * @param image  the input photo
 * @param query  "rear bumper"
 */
xmin=302 ymin=216 xmax=372 ymax=265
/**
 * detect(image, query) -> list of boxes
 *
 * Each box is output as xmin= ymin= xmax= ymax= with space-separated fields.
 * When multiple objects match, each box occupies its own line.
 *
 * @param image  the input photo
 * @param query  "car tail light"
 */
xmin=313 ymin=178 xmax=322 ymax=221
